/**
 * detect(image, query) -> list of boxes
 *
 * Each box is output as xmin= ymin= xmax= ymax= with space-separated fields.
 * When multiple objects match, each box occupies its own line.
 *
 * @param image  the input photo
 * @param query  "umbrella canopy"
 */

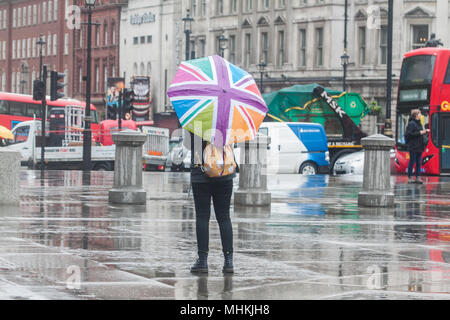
xmin=0 ymin=125 xmax=13 ymax=140
xmin=167 ymin=55 xmax=268 ymax=146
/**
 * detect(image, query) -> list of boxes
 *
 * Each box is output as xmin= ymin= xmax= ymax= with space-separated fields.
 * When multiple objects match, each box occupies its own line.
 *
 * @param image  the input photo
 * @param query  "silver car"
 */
xmin=333 ymin=149 xmax=396 ymax=175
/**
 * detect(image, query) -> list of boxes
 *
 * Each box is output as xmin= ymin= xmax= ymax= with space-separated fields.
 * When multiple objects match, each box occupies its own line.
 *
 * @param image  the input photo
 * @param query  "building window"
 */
xmin=42 ymin=2 xmax=46 ymax=23
xmin=95 ymin=65 xmax=99 ymax=92
xmin=79 ymin=65 xmax=83 ymax=94
xmin=28 ymin=5 xmax=32 ymax=26
xmin=412 ymin=25 xmax=429 ymax=50
xmin=246 ymin=0 xmax=253 ymax=12
xmin=33 ymin=5 xmax=37 ymax=24
xmin=245 ymin=33 xmax=252 ymax=67
xmin=147 ymin=35 xmax=152 ymax=43
xmin=54 ymin=0 xmax=58 ymax=22
xmin=359 ymin=26 xmax=366 ymax=65
xmin=191 ymin=0 xmax=197 ymax=16
xmin=12 ymin=9 xmax=16 ymax=28
xmin=111 ymin=22 xmax=116 ymax=45
xmin=47 ymin=34 xmax=51 ymax=56
xmin=53 ymin=34 xmax=57 ymax=56
xmin=133 ymin=37 xmax=138 ymax=45
xmin=316 ymin=27 xmax=323 ymax=66
xmin=103 ymin=65 xmax=108 ymax=93
xmin=190 ymin=40 xmax=196 ymax=59
xmin=380 ymin=25 xmax=387 ymax=65
xmin=18 ymin=7 xmax=21 ymax=27
xmin=278 ymin=30 xmax=285 ymax=66
xmin=261 ymin=32 xmax=268 ymax=64
xmin=104 ymin=23 xmax=108 ymax=46
xmin=48 ymin=1 xmax=52 ymax=23
xmin=217 ymin=0 xmax=223 ymax=15
xmin=140 ymin=36 xmax=145 ymax=44
xmin=231 ymin=0 xmax=237 ymax=13
xmin=201 ymin=0 xmax=206 ymax=16
xmin=300 ymin=28 xmax=306 ymax=67
xmin=27 ymin=38 xmax=31 ymax=58
xmin=96 ymin=25 xmax=100 ymax=47
xmin=12 ymin=40 xmax=16 ymax=59
xmin=64 ymin=33 xmax=69 ymax=55
xmin=229 ymin=35 xmax=236 ymax=64
xmin=200 ymin=39 xmax=206 ymax=58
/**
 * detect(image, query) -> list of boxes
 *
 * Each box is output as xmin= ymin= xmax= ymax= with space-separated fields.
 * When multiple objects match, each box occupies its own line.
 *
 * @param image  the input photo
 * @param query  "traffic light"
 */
xmin=50 ymin=71 xmax=65 ymax=101
xmin=32 ymin=80 xmax=45 ymax=101
xmin=122 ymin=88 xmax=135 ymax=119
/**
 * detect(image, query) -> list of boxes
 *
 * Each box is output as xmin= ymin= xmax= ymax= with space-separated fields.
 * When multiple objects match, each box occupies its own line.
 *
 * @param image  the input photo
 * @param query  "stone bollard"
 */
xmin=234 ymin=134 xmax=271 ymax=207
xmin=108 ymin=130 xmax=147 ymax=205
xmin=0 ymin=150 xmax=21 ymax=204
xmin=358 ymin=134 xmax=395 ymax=207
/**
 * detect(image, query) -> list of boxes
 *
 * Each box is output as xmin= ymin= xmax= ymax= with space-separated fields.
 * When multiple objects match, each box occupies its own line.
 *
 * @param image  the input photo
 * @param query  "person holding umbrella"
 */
xmin=168 ymin=55 xmax=268 ymax=274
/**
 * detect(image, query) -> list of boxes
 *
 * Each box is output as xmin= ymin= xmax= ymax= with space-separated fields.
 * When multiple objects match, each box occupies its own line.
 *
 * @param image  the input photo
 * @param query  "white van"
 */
xmin=235 ymin=122 xmax=330 ymax=175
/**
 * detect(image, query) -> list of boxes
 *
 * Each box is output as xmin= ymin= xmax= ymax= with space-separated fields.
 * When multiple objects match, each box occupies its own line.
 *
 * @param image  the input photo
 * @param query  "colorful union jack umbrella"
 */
xmin=167 ymin=55 xmax=268 ymax=146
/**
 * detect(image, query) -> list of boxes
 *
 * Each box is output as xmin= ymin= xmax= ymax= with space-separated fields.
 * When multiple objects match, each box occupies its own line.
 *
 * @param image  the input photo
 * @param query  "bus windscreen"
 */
xmin=400 ymin=55 xmax=436 ymax=86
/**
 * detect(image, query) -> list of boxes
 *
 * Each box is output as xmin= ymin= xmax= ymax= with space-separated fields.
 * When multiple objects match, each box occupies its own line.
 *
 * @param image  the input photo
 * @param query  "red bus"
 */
xmin=0 ymin=92 xmax=99 ymax=129
xmin=394 ymin=48 xmax=450 ymax=175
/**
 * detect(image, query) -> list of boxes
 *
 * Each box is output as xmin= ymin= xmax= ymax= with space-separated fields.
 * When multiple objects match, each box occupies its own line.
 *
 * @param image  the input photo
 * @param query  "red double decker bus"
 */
xmin=0 ymin=92 xmax=99 ymax=129
xmin=395 ymin=48 xmax=450 ymax=175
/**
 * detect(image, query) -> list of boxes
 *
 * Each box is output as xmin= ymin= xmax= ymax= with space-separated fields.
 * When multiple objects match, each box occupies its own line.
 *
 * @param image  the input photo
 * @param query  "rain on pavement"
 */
xmin=0 ymin=170 xmax=449 ymax=300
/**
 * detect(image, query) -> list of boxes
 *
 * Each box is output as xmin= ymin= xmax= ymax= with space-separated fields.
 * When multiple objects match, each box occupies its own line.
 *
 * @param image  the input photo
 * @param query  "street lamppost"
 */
xmin=341 ymin=52 xmax=349 ymax=92
xmin=258 ymin=59 xmax=266 ymax=94
xmin=384 ymin=0 xmax=394 ymax=137
xmin=36 ymin=34 xmax=46 ymax=81
xmin=218 ymin=34 xmax=228 ymax=58
xmin=83 ymin=0 xmax=97 ymax=173
xmin=342 ymin=0 xmax=349 ymax=92
xmin=182 ymin=9 xmax=193 ymax=61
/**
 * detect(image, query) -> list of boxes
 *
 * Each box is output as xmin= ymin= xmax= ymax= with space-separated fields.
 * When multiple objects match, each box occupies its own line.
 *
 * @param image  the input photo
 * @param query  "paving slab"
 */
xmin=0 ymin=170 xmax=448 ymax=299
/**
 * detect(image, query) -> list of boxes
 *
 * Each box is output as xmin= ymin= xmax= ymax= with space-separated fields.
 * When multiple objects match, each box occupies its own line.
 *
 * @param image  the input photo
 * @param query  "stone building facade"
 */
xmin=179 ymin=0 xmax=450 ymax=134
xmin=0 ymin=0 xmax=122 ymax=119
xmin=119 ymin=0 xmax=182 ymax=118
xmin=71 ymin=0 xmax=122 ymax=117
xmin=0 ymin=0 xmax=74 ymax=96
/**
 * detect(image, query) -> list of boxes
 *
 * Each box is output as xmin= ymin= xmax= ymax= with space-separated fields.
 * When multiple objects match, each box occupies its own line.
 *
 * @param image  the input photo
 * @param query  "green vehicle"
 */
xmin=263 ymin=83 xmax=370 ymax=172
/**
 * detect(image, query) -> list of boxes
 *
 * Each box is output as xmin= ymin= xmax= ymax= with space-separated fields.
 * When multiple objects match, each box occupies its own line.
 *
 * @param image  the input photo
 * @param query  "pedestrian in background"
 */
xmin=405 ymin=109 xmax=429 ymax=184
xmin=188 ymin=132 xmax=236 ymax=274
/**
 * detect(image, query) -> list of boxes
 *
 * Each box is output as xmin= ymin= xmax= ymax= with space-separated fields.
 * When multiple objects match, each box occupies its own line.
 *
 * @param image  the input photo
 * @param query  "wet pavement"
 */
xmin=0 ymin=170 xmax=449 ymax=300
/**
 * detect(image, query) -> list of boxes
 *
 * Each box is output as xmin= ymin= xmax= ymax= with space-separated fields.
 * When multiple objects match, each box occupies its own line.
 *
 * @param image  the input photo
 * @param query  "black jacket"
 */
xmin=405 ymin=118 xmax=425 ymax=153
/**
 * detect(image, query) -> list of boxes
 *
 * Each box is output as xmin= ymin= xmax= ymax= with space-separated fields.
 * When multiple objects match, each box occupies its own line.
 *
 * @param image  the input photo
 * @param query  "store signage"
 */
xmin=441 ymin=100 xmax=450 ymax=111
xmin=130 ymin=12 xmax=156 ymax=25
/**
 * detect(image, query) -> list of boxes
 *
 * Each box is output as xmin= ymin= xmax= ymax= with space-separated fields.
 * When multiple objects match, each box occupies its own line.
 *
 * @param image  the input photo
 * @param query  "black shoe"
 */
xmin=191 ymin=252 xmax=208 ymax=274
xmin=222 ymin=251 xmax=234 ymax=274
xmin=408 ymin=177 xmax=415 ymax=184
xmin=415 ymin=178 xmax=423 ymax=184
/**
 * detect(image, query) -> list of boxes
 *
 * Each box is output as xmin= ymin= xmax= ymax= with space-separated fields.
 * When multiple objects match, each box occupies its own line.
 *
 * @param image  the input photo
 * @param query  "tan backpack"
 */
xmin=202 ymin=143 xmax=237 ymax=178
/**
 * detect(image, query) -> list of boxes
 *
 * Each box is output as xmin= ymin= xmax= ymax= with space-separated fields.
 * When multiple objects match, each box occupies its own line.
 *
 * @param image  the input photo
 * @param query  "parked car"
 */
xmin=333 ymin=149 xmax=396 ymax=175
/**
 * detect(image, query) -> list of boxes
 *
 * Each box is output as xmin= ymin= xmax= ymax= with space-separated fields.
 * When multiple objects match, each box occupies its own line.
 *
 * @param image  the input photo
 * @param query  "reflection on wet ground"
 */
xmin=0 ymin=171 xmax=449 ymax=299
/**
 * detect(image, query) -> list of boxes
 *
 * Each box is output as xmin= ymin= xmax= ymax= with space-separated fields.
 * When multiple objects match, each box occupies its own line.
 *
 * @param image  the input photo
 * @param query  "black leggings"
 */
xmin=192 ymin=180 xmax=234 ymax=254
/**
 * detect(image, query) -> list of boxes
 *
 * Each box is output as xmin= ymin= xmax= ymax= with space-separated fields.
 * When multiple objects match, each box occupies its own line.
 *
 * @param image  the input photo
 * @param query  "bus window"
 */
xmin=26 ymin=104 xmax=42 ymax=118
xmin=445 ymin=57 xmax=450 ymax=84
xmin=400 ymin=55 xmax=436 ymax=85
xmin=397 ymin=112 xmax=410 ymax=145
xmin=0 ymin=100 xmax=8 ymax=114
xmin=92 ymin=110 xmax=99 ymax=124
xmin=9 ymin=101 xmax=26 ymax=116
xmin=12 ymin=125 xmax=30 ymax=144
xmin=431 ymin=113 xmax=439 ymax=146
